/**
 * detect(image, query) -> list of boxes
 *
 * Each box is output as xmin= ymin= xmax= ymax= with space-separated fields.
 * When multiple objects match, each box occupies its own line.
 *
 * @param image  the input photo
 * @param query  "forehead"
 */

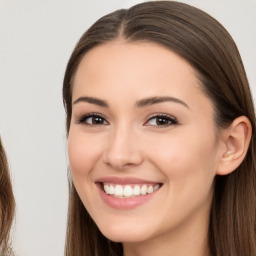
xmin=72 ymin=40 xmax=216 ymax=128
xmin=76 ymin=41 xmax=195 ymax=75
xmin=73 ymin=41 xmax=202 ymax=97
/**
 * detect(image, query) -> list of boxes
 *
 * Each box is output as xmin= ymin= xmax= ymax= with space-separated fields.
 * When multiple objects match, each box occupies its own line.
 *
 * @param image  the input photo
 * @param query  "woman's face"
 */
xmin=68 ymin=41 xmax=222 ymax=244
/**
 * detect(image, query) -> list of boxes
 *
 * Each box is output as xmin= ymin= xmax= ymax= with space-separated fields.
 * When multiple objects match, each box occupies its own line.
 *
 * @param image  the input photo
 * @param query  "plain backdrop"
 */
xmin=0 ymin=0 xmax=255 ymax=255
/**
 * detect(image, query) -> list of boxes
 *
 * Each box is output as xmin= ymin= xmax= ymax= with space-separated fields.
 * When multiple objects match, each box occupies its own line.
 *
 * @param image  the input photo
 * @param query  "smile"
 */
xmin=103 ymin=183 xmax=160 ymax=198
xmin=96 ymin=177 xmax=162 ymax=209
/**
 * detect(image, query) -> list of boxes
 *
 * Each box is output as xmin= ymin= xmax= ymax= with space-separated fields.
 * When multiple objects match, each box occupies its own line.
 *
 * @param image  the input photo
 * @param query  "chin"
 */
xmin=98 ymin=223 xmax=154 ymax=243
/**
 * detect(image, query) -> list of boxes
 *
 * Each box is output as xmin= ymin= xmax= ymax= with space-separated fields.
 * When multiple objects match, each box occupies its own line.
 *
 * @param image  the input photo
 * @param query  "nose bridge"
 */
xmin=103 ymin=121 xmax=142 ymax=169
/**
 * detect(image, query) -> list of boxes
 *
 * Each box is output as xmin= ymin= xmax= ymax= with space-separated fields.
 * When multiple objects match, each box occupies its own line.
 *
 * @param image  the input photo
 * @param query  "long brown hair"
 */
xmin=63 ymin=1 xmax=256 ymax=255
xmin=0 ymin=138 xmax=15 ymax=255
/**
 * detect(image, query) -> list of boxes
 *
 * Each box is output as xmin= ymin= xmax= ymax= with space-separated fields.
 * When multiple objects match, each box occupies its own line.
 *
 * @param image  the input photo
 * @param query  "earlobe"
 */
xmin=216 ymin=116 xmax=252 ymax=175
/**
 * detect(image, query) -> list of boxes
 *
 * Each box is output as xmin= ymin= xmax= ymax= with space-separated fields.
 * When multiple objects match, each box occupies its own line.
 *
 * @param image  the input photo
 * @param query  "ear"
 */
xmin=216 ymin=116 xmax=252 ymax=175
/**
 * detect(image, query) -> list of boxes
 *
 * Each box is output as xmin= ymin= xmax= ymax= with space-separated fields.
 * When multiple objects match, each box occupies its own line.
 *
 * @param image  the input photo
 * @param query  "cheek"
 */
xmin=149 ymin=131 xmax=218 ymax=191
xmin=149 ymin=134 xmax=217 ymax=226
xmin=67 ymin=130 xmax=106 ymax=212
xmin=68 ymin=131 xmax=102 ymax=178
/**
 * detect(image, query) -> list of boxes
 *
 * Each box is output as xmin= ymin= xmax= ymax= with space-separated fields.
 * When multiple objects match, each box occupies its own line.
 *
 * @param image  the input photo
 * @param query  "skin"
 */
xmin=68 ymin=41 xmax=232 ymax=256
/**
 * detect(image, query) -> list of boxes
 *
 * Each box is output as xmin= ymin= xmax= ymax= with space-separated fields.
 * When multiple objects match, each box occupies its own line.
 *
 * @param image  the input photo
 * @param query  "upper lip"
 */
xmin=95 ymin=176 xmax=162 ymax=185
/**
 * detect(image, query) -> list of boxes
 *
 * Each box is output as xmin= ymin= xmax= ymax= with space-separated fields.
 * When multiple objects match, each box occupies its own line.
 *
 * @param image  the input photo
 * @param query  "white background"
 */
xmin=0 ymin=0 xmax=255 ymax=255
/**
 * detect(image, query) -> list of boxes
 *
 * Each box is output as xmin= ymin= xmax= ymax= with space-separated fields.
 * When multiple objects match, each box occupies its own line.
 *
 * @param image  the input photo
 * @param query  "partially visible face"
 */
xmin=68 ymin=41 xmax=222 ymax=244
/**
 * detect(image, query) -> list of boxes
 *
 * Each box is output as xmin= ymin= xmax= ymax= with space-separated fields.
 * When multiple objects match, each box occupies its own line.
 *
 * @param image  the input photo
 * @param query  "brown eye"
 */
xmin=77 ymin=114 xmax=108 ymax=125
xmin=90 ymin=116 xmax=106 ymax=125
xmin=145 ymin=114 xmax=177 ymax=126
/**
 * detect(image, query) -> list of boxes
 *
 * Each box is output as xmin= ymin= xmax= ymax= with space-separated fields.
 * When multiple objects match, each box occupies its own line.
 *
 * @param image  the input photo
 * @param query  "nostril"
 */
xmin=102 ymin=132 xmax=143 ymax=168
xmin=103 ymin=151 xmax=143 ymax=170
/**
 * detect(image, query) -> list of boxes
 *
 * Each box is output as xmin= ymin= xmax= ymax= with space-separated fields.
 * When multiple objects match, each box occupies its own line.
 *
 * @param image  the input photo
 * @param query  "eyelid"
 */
xmin=75 ymin=112 xmax=178 ymax=127
xmin=144 ymin=113 xmax=178 ymax=126
xmin=75 ymin=112 xmax=109 ymax=125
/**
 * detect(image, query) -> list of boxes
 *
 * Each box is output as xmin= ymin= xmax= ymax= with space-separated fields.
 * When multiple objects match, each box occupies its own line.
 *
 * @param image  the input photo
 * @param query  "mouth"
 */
xmin=100 ymin=183 xmax=162 ymax=198
xmin=95 ymin=176 xmax=163 ymax=209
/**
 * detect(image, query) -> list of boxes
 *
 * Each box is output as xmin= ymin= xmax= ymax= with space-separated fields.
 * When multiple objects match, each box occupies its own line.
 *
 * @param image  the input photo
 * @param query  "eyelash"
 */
xmin=76 ymin=113 xmax=109 ymax=126
xmin=76 ymin=113 xmax=178 ymax=127
xmin=144 ymin=113 xmax=178 ymax=127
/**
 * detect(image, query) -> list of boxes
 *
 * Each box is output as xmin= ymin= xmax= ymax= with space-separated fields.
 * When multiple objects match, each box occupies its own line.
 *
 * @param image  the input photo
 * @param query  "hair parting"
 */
xmin=63 ymin=2 xmax=256 ymax=255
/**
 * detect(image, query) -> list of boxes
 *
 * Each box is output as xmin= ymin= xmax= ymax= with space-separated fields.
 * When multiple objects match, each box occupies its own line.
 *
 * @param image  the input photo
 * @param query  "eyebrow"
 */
xmin=136 ymin=96 xmax=189 ymax=109
xmin=73 ymin=96 xmax=108 ymax=107
xmin=72 ymin=96 xmax=189 ymax=109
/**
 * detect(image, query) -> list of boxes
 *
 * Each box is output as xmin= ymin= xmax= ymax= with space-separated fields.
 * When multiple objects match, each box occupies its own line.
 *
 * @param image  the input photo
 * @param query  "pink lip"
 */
xmin=96 ymin=176 xmax=159 ymax=185
xmin=95 ymin=176 xmax=162 ymax=210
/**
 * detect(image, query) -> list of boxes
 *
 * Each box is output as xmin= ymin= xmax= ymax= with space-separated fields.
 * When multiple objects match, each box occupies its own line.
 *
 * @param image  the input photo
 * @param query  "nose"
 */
xmin=103 ymin=124 xmax=143 ymax=170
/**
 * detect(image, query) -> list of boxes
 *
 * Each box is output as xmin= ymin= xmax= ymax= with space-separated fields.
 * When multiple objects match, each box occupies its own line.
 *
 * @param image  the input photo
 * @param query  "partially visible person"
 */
xmin=0 ymin=138 xmax=15 ymax=255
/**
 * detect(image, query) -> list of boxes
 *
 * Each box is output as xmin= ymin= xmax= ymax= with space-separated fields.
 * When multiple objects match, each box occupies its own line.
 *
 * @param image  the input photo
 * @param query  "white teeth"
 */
xmin=133 ymin=185 xmax=140 ymax=196
xmin=103 ymin=183 xmax=161 ymax=198
xmin=123 ymin=185 xmax=133 ymax=197
xmin=147 ymin=186 xmax=153 ymax=194
xmin=109 ymin=185 xmax=115 ymax=195
xmin=141 ymin=185 xmax=147 ymax=195
xmin=104 ymin=184 xmax=110 ymax=194
xmin=115 ymin=185 xmax=123 ymax=197
xmin=153 ymin=184 xmax=160 ymax=191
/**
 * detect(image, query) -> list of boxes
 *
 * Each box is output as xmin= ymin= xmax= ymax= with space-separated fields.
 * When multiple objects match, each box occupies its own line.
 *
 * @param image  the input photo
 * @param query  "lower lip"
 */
xmin=97 ymin=184 xmax=160 ymax=210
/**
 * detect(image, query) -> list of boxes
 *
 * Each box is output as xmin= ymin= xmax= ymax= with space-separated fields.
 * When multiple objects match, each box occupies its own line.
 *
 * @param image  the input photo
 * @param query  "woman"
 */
xmin=63 ymin=1 xmax=256 ymax=255
xmin=0 ymin=138 xmax=15 ymax=255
